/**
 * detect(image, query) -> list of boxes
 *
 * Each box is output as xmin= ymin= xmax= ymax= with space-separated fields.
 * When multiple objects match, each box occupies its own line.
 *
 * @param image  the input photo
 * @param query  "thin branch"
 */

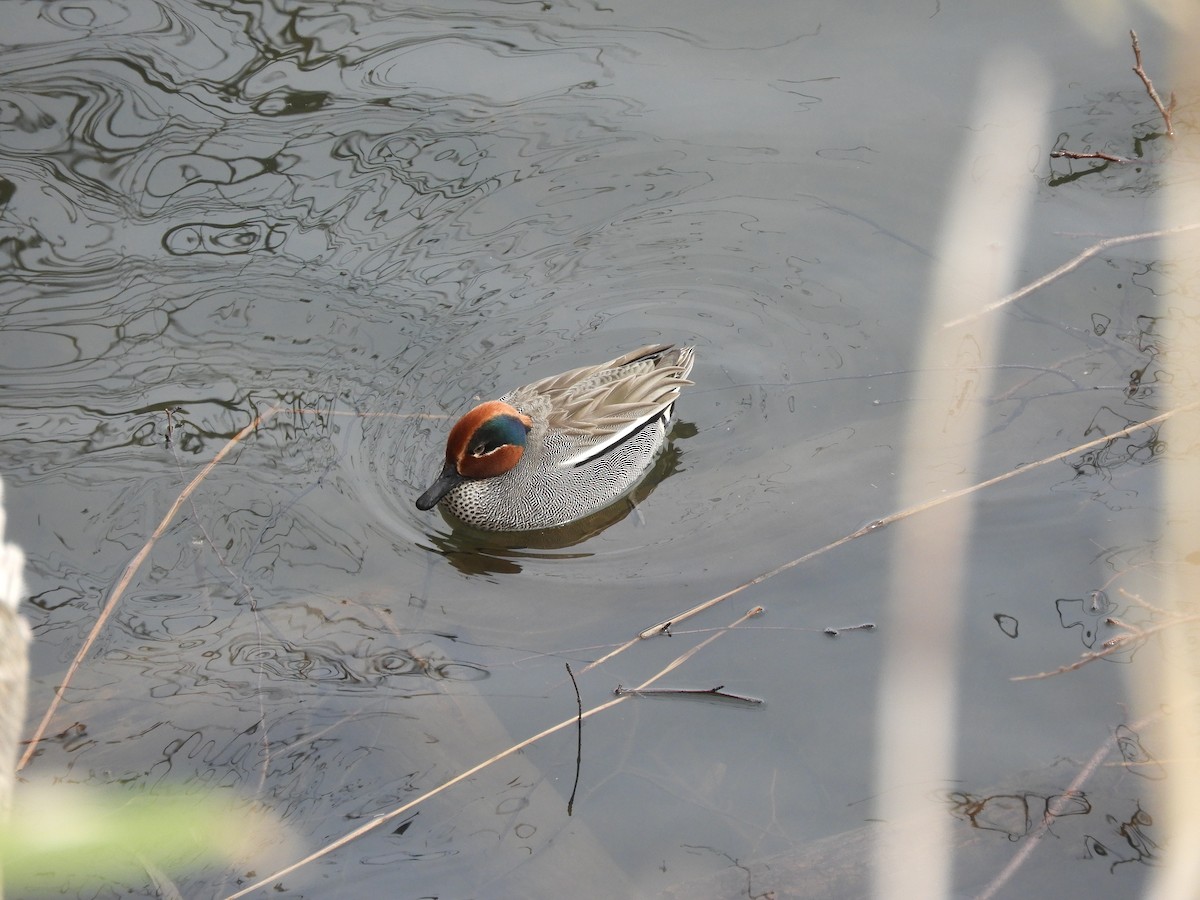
xmin=824 ymin=622 xmax=877 ymax=637
xmin=585 ymin=401 xmax=1200 ymax=676
xmin=941 ymin=223 xmax=1200 ymax=329
xmin=17 ymin=405 xmax=283 ymax=771
xmin=18 ymin=404 xmax=422 ymax=771
xmin=220 ymin=606 xmax=763 ymax=900
xmin=612 ymin=684 xmax=764 ymax=705
xmin=565 ymin=662 xmax=582 ymax=816
xmin=1118 ymin=586 xmax=1171 ymax=617
xmin=1130 ymin=29 xmax=1175 ymax=137
xmin=1008 ymin=634 xmax=1141 ymax=681
xmin=166 ymin=415 xmax=275 ymax=793
xmin=1049 ymin=150 xmax=1133 ymax=164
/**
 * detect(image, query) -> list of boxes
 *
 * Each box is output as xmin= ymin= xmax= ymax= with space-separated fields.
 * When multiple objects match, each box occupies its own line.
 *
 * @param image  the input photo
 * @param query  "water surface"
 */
xmin=0 ymin=1 xmax=1184 ymax=897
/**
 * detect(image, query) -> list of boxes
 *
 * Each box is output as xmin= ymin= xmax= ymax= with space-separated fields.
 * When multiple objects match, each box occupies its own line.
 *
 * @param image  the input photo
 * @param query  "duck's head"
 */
xmin=415 ymin=400 xmax=533 ymax=511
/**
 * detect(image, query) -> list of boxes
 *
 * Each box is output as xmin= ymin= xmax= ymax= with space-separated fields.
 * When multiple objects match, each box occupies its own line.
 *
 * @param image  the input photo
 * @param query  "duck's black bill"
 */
xmin=416 ymin=461 xmax=463 ymax=510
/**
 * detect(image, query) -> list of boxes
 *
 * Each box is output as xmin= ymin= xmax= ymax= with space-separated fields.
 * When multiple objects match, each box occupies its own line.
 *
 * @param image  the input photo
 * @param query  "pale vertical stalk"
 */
xmin=872 ymin=55 xmax=1046 ymax=899
xmin=1142 ymin=6 xmax=1200 ymax=898
xmin=0 ymin=477 xmax=30 ymax=900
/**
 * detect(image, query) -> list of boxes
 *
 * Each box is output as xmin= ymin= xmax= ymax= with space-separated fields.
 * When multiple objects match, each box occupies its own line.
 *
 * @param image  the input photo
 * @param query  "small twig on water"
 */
xmin=565 ymin=662 xmax=582 ymax=816
xmin=823 ymin=622 xmax=877 ymax=637
xmin=612 ymin=684 xmax=764 ymax=706
xmin=1009 ymin=634 xmax=1141 ymax=681
xmin=1049 ymin=150 xmax=1132 ymax=164
xmin=163 ymin=406 xmax=179 ymax=448
xmin=1130 ymin=29 xmax=1175 ymax=137
xmin=1049 ymin=30 xmax=1174 ymax=167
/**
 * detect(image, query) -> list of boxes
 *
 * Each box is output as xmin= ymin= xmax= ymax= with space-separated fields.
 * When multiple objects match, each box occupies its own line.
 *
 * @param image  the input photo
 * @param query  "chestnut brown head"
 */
xmin=415 ymin=401 xmax=533 ymax=510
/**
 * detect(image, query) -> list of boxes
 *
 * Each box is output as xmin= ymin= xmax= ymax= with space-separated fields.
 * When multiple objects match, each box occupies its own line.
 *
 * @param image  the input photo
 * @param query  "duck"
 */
xmin=416 ymin=343 xmax=696 ymax=531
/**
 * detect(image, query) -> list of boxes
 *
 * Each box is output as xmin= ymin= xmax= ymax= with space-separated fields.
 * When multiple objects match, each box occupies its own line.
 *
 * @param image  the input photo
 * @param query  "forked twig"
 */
xmin=1130 ymin=29 xmax=1175 ymax=137
xmin=17 ymin=405 xmax=284 ymax=770
xmin=221 ymin=606 xmax=763 ymax=900
xmin=1049 ymin=150 xmax=1132 ymax=164
xmin=1051 ymin=30 xmax=1176 ymax=163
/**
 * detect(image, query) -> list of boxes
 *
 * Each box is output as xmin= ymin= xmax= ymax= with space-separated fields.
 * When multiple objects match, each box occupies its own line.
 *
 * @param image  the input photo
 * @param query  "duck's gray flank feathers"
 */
xmin=422 ymin=343 xmax=696 ymax=531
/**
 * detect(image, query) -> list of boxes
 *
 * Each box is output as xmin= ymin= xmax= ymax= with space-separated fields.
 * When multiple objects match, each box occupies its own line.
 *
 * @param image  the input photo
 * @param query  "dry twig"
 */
xmin=941 ymin=223 xmax=1200 ymax=329
xmin=1012 ymin=610 xmax=1200 ymax=682
xmin=1130 ymin=29 xmax=1175 ymax=137
xmin=18 ymin=405 xmax=427 ymax=772
xmin=17 ymin=405 xmax=284 ymax=770
xmin=612 ymin=684 xmax=764 ymax=705
xmin=221 ymin=606 xmax=763 ymax=900
xmin=1050 ymin=30 xmax=1175 ymax=165
xmin=586 ymin=399 xmax=1200 ymax=677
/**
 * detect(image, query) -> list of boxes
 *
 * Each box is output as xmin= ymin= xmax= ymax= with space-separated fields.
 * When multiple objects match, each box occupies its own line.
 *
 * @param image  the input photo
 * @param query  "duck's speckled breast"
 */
xmin=441 ymin=397 xmax=669 ymax=531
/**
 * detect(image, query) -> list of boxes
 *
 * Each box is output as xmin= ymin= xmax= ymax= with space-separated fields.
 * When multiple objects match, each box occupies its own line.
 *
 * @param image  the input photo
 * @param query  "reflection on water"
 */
xmin=1 ymin=0 xmax=1185 ymax=897
xmin=947 ymin=735 xmax=1162 ymax=873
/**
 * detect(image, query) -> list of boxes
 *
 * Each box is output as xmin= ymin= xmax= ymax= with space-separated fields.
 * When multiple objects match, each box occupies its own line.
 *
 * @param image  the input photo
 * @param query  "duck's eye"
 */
xmin=471 ymin=442 xmax=495 ymax=457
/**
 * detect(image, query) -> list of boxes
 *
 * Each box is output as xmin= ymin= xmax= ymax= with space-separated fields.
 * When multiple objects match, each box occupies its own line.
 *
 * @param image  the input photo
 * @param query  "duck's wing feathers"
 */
xmin=518 ymin=344 xmax=674 ymax=398
xmin=521 ymin=344 xmax=694 ymax=466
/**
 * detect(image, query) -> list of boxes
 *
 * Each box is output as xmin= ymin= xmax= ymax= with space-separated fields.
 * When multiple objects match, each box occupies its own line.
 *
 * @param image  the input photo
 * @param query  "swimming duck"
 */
xmin=416 ymin=343 xmax=695 ymax=530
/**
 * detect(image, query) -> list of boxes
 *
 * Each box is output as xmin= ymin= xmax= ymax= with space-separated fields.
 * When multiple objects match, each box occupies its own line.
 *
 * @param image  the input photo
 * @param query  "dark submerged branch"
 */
xmin=613 ymin=684 xmax=764 ymax=706
xmin=1049 ymin=150 xmax=1132 ymax=164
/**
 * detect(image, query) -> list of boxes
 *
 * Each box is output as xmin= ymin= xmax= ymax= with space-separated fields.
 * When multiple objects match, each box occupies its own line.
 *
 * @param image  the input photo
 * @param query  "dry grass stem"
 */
xmin=221 ymin=606 xmax=762 ymax=900
xmin=941 ymin=223 xmax=1200 ymax=329
xmin=18 ymin=402 xmax=409 ymax=771
xmin=586 ymin=401 xmax=1199 ymax=679
xmin=17 ymin=405 xmax=283 ymax=771
xmin=873 ymin=59 xmax=1045 ymax=900
xmin=1012 ymin=611 xmax=1200 ymax=682
xmin=1118 ymin=586 xmax=1171 ymax=617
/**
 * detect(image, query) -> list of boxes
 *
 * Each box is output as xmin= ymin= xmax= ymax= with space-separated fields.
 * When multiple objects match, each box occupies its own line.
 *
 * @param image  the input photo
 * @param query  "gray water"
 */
xmin=0 ymin=1 xmax=1182 ymax=897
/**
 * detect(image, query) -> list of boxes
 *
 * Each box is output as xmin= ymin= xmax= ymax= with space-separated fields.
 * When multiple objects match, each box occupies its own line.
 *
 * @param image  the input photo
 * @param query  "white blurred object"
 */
xmin=1 ymin=475 xmax=30 ymax=831
xmin=0 ymin=477 xmax=28 ymax=614
xmin=872 ymin=50 xmax=1048 ymax=900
